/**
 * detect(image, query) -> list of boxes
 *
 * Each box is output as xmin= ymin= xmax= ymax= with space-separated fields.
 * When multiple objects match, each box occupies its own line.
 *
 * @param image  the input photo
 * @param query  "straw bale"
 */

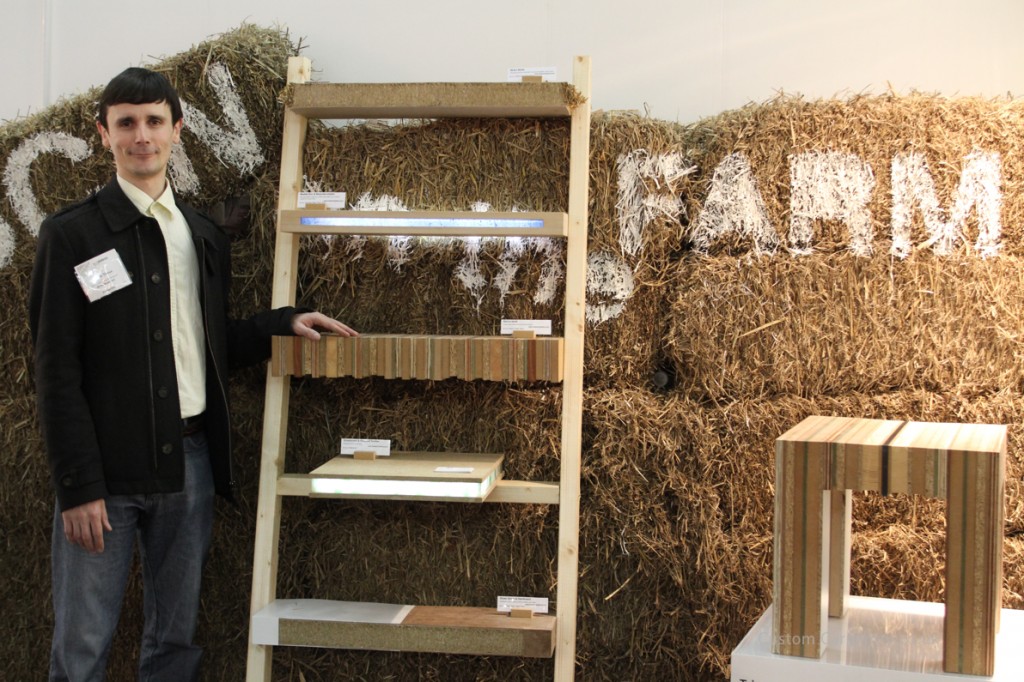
xmin=667 ymin=251 xmax=1024 ymax=402
xmin=678 ymin=93 xmax=1024 ymax=257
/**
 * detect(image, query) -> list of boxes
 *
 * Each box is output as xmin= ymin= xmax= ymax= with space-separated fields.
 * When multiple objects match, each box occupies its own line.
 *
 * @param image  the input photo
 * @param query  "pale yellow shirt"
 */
xmin=118 ymin=175 xmax=207 ymax=419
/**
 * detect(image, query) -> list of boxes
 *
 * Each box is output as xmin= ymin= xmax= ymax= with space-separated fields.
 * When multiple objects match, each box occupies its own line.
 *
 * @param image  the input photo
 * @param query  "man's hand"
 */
xmin=62 ymin=499 xmax=112 ymax=554
xmin=291 ymin=311 xmax=358 ymax=341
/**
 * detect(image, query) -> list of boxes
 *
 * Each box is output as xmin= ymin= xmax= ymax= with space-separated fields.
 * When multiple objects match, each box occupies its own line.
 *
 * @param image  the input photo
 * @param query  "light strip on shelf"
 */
xmin=310 ymin=470 xmax=500 ymax=500
xmin=299 ymin=216 xmax=545 ymax=229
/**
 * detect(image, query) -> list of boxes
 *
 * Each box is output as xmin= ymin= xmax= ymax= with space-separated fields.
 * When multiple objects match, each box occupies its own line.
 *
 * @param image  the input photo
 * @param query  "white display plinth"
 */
xmin=732 ymin=596 xmax=1024 ymax=681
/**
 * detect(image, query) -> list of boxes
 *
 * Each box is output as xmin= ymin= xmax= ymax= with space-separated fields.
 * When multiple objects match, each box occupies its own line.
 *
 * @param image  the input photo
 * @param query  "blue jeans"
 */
xmin=49 ymin=432 xmax=215 ymax=682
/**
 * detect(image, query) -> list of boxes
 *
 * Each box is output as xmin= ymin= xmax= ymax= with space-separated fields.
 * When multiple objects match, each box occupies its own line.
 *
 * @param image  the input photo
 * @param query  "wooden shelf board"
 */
xmin=253 ymin=599 xmax=556 ymax=658
xmin=279 ymin=209 xmax=568 ymax=237
xmin=288 ymin=81 xmax=575 ymax=119
xmin=486 ymin=480 xmax=560 ymax=505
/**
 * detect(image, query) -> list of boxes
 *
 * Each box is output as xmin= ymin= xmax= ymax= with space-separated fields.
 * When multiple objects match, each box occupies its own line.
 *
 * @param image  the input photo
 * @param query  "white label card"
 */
xmin=497 ymin=596 xmax=549 ymax=614
xmin=500 ymin=319 xmax=552 ymax=336
xmin=74 ymin=249 xmax=132 ymax=303
xmin=340 ymin=438 xmax=391 ymax=457
xmin=298 ymin=191 xmax=347 ymax=210
xmin=507 ymin=67 xmax=557 ymax=82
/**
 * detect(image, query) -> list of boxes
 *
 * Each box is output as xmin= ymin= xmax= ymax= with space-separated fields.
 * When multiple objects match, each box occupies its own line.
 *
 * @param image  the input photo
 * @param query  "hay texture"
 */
xmin=4 ymin=23 xmax=1024 ymax=682
xmin=668 ymin=252 xmax=1024 ymax=402
xmin=295 ymin=111 xmax=692 ymax=390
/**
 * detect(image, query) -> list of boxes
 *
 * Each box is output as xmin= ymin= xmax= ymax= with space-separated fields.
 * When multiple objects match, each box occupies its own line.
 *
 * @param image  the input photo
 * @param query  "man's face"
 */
xmin=97 ymin=101 xmax=182 ymax=193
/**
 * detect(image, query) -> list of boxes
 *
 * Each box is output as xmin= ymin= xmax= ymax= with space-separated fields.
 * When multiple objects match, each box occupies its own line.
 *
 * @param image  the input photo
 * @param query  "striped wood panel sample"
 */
xmin=272 ymin=334 xmax=563 ymax=383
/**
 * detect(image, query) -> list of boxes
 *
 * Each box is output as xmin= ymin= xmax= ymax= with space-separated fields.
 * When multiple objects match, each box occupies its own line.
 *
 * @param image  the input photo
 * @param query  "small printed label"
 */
xmin=298 ymin=191 xmax=347 ymax=210
xmin=74 ymin=249 xmax=132 ymax=302
xmin=340 ymin=438 xmax=391 ymax=457
xmin=500 ymin=319 xmax=552 ymax=336
xmin=507 ymin=66 xmax=557 ymax=83
xmin=497 ymin=596 xmax=549 ymax=614
xmin=434 ymin=466 xmax=474 ymax=473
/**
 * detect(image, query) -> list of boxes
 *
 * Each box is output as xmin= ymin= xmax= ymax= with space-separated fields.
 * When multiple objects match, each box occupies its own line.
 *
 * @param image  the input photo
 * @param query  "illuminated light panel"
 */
xmin=310 ymin=469 xmax=500 ymax=501
xmin=299 ymin=216 xmax=545 ymax=229
xmin=306 ymin=452 xmax=504 ymax=502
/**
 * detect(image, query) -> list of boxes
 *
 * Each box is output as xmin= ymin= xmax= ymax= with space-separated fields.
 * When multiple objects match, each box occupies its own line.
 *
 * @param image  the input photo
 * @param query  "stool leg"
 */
xmin=828 ymin=489 xmax=852 ymax=619
xmin=943 ymin=449 xmax=1003 ymax=676
xmin=773 ymin=438 xmax=830 ymax=658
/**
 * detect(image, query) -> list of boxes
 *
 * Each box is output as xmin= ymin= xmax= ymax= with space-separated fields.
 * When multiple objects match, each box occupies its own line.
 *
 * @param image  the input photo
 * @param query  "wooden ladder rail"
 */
xmin=245 ymin=55 xmax=311 ymax=682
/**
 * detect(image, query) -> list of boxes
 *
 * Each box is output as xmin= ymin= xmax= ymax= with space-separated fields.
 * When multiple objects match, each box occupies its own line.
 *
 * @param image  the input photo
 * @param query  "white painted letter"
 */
xmin=586 ymin=250 xmax=635 ymax=325
xmin=890 ymin=150 xmax=1001 ymax=258
xmin=616 ymin=149 xmax=694 ymax=256
xmin=3 ymin=131 xmax=90 ymax=237
xmin=0 ymin=218 xmax=15 ymax=268
xmin=689 ymin=152 xmax=779 ymax=255
xmin=789 ymin=151 xmax=875 ymax=256
xmin=178 ymin=62 xmax=265 ymax=185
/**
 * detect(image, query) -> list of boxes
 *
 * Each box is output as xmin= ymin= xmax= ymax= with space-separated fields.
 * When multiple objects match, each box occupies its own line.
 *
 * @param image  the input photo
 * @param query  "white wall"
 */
xmin=2 ymin=0 xmax=1023 ymax=124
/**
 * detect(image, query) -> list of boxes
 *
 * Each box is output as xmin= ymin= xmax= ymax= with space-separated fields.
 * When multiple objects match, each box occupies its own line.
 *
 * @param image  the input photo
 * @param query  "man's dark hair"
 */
xmin=96 ymin=67 xmax=183 ymax=129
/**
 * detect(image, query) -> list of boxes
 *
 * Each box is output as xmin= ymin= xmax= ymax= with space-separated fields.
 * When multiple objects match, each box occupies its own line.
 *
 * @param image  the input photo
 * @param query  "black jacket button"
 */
xmin=161 ymin=443 xmax=173 ymax=455
xmin=157 ymin=386 xmax=169 ymax=399
xmin=153 ymin=330 xmax=164 ymax=341
xmin=150 ymin=273 xmax=162 ymax=284
xmin=61 ymin=475 xmax=73 ymax=487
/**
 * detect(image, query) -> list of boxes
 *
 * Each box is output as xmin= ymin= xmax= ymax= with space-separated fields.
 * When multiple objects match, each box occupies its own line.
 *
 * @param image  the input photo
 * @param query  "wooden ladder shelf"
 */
xmin=244 ymin=56 xmax=591 ymax=681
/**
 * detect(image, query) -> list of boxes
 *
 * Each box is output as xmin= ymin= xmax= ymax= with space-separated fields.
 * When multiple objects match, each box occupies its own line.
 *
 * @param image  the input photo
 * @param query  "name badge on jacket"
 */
xmin=73 ymin=249 xmax=133 ymax=302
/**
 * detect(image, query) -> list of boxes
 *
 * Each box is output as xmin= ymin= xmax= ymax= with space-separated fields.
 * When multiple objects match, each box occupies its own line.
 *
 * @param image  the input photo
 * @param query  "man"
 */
xmin=28 ymin=66 xmax=356 ymax=681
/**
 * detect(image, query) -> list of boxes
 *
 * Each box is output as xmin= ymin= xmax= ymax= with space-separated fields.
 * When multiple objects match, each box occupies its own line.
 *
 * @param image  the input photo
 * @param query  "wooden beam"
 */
xmin=554 ymin=54 xmax=591 ymax=682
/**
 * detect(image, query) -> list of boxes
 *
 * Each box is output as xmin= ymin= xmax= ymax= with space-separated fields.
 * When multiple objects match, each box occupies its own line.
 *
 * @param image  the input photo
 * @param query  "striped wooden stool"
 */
xmin=773 ymin=415 xmax=1006 ymax=676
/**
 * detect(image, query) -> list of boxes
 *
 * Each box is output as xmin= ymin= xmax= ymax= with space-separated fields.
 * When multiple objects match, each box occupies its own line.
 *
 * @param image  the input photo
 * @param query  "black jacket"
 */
xmin=29 ymin=177 xmax=297 ymax=511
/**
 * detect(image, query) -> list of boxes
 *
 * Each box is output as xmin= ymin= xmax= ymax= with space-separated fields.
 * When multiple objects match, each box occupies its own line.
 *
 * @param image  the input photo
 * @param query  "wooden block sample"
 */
xmin=271 ymin=335 xmax=564 ymax=382
xmin=772 ymin=415 xmax=1007 ymax=676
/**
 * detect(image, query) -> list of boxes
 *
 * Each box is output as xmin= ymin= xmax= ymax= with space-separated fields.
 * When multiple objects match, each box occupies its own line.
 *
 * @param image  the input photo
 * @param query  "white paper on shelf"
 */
xmin=339 ymin=438 xmax=391 ymax=456
xmin=507 ymin=67 xmax=557 ymax=82
xmin=500 ymin=319 xmax=552 ymax=335
xmin=497 ymin=595 xmax=549 ymax=614
xmin=298 ymin=191 xmax=346 ymax=209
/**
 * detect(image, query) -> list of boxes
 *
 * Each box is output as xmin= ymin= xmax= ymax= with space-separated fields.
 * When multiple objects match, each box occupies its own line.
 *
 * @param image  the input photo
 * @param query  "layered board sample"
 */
xmin=252 ymin=599 xmax=556 ymax=658
xmin=773 ymin=415 xmax=1007 ymax=676
xmin=305 ymin=451 xmax=504 ymax=502
xmin=272 ymin=334 xmax=564 ymax=382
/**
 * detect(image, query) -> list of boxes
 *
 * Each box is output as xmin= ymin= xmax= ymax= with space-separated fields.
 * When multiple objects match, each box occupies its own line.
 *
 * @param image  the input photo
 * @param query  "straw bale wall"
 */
xmin=4 ymin=23 xmax=1024 ymax=682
